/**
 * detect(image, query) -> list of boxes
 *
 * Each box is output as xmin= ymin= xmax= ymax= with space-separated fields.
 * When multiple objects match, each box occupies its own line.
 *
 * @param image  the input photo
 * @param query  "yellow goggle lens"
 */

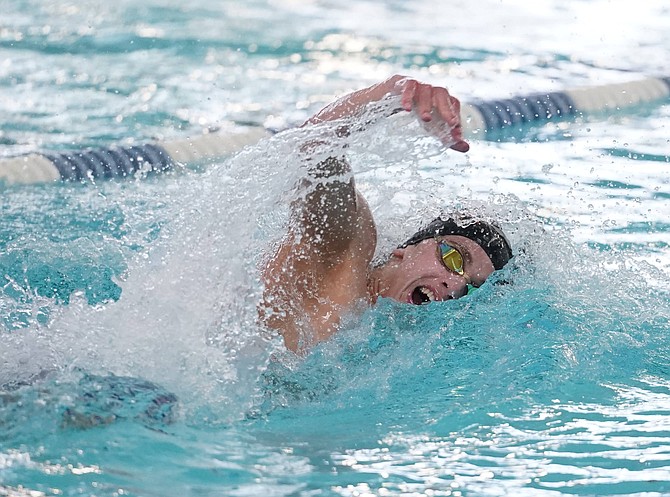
xmin=438 ymin=241 xmax=464 ymax=275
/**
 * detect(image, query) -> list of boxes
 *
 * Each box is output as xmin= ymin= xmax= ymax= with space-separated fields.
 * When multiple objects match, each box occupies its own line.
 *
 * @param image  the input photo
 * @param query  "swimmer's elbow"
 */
xmin=299 ymin=182 xmax=359 ymax=259
xmin=292 ymin=155 xmax=360 ymax=264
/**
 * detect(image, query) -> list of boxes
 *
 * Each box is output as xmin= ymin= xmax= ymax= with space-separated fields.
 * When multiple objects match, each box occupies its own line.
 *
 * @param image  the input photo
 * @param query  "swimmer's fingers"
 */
xmin=397 ymin=79 xmax=448 ymax=121
xmin=398 ymin=78 xmax=417 ymax=112
xmin=435 ymin=93 xmax=469 ymax=152
xmin=398 ymin=79 xmax=435 ymax=121
xmin=433 ymin=88 xmax=458 ymax=127
xmin=415 ymin=83 xmax=434 ymax=121
xmin=449 ymin=133 xmax=470 ymax=153
xmin=395 ymin=78 xmax=469 ymax=152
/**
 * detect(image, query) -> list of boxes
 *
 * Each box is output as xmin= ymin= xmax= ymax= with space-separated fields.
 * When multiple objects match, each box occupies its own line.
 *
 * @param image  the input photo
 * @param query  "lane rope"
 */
xmin=2 ymin=77 xmax=669 ymax=185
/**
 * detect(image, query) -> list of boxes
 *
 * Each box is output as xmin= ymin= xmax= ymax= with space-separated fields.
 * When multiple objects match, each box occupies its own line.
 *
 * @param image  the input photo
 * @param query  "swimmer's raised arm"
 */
xmin=263 ymin=76 xmax=472 ymax=351
xmin=294 ymin=76 xmax=470 ymax=266
xmin=304 ymin=74 xmax=470 ymax=152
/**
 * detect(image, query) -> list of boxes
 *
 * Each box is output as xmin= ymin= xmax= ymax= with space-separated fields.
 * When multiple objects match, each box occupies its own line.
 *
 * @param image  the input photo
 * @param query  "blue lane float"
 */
xmin=44 ymin=143 xmax=175 ymax=182
xmin=0 ymin=127 xmax=270 ymax=185
xmin=467 ymin=91 xmax=576 ymax=132
xmin=462 ymin=76 xmax=670 ymax=138
xmin=1 ymin=77 xmax=669 ymax=185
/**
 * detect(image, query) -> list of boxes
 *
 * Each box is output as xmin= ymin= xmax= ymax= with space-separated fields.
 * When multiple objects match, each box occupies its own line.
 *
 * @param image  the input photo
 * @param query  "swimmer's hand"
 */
xmin=394 ymin=77 xmax=469 ymax=153
xmin=305 ymin=75 xmax=469 ymax=153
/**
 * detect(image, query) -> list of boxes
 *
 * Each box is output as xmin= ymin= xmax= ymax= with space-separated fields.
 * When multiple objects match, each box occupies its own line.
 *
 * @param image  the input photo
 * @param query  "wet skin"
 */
xmin=261 ymin=75 xmax=477 ymax=353
xmin=371 ymin=235 xmax=495 ymax=305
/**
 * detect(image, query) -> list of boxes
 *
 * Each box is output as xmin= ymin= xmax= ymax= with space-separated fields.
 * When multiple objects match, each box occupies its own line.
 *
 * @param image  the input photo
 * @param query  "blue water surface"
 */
xmin=1 ymin=1 xmax=670 ymax=496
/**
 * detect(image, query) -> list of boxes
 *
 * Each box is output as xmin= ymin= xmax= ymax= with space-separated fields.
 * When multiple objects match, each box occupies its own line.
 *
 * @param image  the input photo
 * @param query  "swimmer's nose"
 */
xmin=442 ymin=274 xmax=470 ymax=299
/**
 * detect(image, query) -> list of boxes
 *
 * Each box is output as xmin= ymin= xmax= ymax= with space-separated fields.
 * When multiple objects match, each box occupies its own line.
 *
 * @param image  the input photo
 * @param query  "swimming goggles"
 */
xmin=438 ymin=240 xmax=465 ymax=275
xmin=438 ymin=240 xmax=477 ymax=295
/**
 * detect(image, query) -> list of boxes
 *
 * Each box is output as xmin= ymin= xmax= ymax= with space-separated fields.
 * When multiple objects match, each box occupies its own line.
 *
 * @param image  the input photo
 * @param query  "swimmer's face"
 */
xmin=374 ymin=235 xmax=495 ymax=304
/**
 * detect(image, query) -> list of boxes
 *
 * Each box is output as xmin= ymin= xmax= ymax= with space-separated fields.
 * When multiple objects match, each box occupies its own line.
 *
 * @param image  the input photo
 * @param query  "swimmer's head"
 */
xmin=399 ymin=216 xmax=513 ymax=270
xmin=370 ymin=216 xmax=512 ymax=305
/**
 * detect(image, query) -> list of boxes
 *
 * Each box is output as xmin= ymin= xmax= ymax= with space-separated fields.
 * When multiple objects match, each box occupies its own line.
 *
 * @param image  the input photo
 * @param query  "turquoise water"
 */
xmin=2 ymin=1 xmax=670 ymax=495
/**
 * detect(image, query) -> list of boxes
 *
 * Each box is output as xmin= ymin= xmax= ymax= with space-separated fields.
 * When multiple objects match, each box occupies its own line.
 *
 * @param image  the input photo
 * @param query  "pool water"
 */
xmin=2 ymin=1 xmax=670 ymax=496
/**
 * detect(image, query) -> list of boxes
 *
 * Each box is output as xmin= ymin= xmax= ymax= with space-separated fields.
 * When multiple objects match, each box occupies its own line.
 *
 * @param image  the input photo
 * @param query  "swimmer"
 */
xmin=261 ymin=75 xmax=512 ymax=353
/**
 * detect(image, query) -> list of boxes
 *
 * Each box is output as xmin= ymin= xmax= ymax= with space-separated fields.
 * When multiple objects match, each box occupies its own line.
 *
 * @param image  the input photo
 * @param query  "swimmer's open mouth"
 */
xmin=411 ymin=286 xmax=437 ymax=305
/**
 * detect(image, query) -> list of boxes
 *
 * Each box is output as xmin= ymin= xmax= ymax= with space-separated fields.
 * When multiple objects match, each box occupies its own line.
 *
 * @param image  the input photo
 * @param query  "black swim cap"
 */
xmin=399 ymin=216 xmax=513 ymax=270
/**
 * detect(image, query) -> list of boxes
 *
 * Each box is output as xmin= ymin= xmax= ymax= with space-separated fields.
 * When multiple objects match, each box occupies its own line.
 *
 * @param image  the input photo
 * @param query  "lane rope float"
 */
xmin=461 ymin=76 xmax=670 ymax=138
xmin=0 ymin=126 xmax=270 ymax=185
xmin=1 ymin=77 xmax=669 ymax=185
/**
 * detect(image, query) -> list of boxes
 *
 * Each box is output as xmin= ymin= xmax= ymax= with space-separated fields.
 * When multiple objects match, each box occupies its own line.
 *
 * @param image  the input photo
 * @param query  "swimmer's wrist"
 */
xmin=304 ymin=75 xmax=409 ymax=125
